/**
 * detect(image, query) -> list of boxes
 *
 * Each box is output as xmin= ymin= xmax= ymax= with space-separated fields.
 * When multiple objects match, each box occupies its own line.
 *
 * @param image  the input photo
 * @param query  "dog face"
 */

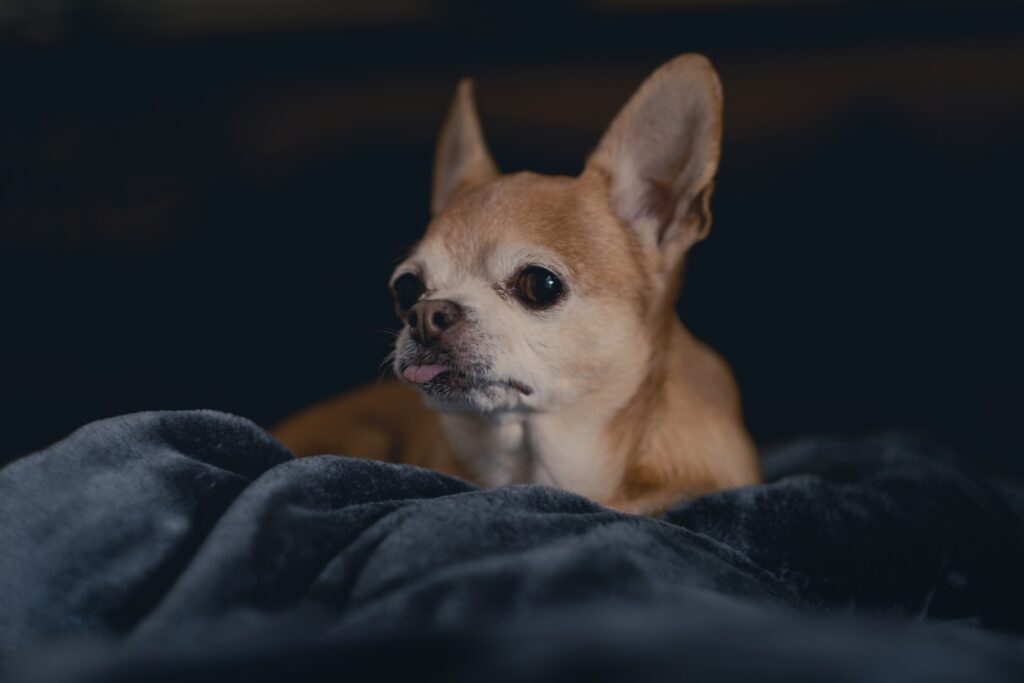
xmin=391 ymin=55 xmax=723 ymax=417
xmin=390 ymin=172 xmax=652 ymax=415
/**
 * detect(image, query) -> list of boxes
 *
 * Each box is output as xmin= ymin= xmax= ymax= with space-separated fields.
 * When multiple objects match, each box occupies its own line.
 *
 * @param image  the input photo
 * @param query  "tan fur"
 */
xmin=273 ymin=54 xmax=761 ymax=515
xmin=274 ymin=381 xmax=474 ymax=480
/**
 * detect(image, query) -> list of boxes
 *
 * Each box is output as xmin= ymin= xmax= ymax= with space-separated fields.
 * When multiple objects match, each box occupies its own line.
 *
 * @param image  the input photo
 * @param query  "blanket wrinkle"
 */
xmin=305 ymin=504 xmax=412 ymax=611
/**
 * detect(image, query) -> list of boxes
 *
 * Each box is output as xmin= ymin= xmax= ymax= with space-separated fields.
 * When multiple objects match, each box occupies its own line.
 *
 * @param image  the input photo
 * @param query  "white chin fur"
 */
xmin=421 ymin=383 xmax=526 ymax=415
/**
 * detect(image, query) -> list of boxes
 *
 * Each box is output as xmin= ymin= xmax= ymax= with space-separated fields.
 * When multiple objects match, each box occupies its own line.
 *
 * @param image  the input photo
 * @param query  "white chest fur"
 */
xmin=440 ymin=410 xmax=622 ymax=503
xmin=440 ymin=413 xmax=531 ymax=486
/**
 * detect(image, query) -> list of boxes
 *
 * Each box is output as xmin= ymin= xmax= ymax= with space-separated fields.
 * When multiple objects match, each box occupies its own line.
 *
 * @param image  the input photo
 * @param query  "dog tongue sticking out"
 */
xmin=403 ymin=364 xmax=448 ymax=384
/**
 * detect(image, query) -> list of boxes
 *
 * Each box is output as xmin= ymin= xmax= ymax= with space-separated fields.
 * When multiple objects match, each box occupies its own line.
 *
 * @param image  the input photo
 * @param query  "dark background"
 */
xmin=2 ymin=1 xmax=1022 ymax=473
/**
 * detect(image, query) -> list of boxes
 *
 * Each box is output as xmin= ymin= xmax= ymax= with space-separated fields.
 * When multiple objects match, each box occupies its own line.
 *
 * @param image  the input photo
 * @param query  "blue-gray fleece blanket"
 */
xmin=1 ymin=411 xmax=1024 ymax=682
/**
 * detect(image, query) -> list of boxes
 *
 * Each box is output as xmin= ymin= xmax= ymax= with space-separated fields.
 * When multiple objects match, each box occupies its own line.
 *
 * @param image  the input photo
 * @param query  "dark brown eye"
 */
xmin=514 ymin=266 xmax=564 ymax=309
xmin=392 ymin=273 xmax=424 ymax=310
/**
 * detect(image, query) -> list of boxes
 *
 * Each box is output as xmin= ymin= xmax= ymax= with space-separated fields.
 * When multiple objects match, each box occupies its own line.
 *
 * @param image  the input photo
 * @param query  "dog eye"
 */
xmin=514 ymin=266 xmax=564 ymax=309
xmin=392 ymin=273 xmax=424 ymax=310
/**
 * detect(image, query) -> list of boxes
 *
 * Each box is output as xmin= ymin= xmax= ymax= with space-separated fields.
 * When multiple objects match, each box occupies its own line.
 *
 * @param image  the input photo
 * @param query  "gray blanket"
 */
xmin=2 ymin=410 xmax=1023 ymax=682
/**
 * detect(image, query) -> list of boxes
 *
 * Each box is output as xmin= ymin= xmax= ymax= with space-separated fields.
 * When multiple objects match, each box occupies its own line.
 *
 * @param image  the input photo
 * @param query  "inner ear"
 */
xmin=585 ymin=54 xmax=723 ymax=267
xmin=638 ymin=177 xmax=676 ymax=245
xmin=431 ymin=79 xmax=499 ymax=216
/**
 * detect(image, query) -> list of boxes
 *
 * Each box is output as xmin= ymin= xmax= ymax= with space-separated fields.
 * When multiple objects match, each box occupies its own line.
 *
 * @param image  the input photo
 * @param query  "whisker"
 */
xmin=376 ymin=349 xmax=398 ymax=381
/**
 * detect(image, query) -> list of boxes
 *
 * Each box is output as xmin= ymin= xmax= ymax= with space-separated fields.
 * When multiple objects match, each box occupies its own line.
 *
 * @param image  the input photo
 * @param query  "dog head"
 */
xmin=390 ymin=54 xmax=723 ymax=416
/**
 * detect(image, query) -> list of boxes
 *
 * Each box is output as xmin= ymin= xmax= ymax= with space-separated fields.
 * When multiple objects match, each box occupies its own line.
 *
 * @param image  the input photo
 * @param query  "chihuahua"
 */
xmin=274 ymin=54 xmax=760 ymax=514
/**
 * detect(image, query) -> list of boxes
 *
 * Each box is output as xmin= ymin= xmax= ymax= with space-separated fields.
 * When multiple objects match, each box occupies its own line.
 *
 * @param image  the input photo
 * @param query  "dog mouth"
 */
xmin=402 ymin=363 xmax=449 ymax=385
xmin=399 ymin=361 xmax=533 ymax=396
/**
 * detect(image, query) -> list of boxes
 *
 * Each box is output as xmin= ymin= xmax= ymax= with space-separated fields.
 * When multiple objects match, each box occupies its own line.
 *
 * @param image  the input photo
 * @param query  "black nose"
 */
xmin=407 ymin=299 xmax=464 ymax=346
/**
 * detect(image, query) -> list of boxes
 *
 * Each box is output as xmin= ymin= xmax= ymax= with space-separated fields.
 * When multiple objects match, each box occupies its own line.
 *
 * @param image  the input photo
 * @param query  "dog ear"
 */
xmin=586 ymin=54 xmax=723 ymax=272
xmin=431 ymin=79 xmax=499 ymax=216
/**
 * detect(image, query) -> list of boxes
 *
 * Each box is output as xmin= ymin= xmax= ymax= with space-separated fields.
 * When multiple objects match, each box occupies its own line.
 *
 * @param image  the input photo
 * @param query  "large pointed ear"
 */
xmin=585 ymin=54 xmax=723 ymax=271
xmin=431 ymin=79 xmax=499 ymax=216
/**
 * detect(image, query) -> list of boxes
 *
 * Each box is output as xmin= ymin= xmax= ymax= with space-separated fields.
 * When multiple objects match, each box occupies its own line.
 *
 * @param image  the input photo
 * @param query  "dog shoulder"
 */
xmin=608 ymin=324 xmax=760 ymax=514
xmin=272 ymin=380 xmax=472 ymax=479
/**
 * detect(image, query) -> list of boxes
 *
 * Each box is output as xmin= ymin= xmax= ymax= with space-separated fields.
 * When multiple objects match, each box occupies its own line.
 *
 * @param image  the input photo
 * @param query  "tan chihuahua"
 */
xmin=274 ymin=54 xmax=760 ymax=514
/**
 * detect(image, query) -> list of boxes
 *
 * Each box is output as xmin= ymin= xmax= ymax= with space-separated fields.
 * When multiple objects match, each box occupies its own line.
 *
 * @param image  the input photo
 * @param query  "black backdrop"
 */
xmin=2 ymin=1 xmax=1022 ymax=473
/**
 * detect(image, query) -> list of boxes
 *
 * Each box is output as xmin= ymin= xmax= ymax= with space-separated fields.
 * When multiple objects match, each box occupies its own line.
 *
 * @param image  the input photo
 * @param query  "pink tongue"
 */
xmin=403 ymin=364 xmax=448 ymax=384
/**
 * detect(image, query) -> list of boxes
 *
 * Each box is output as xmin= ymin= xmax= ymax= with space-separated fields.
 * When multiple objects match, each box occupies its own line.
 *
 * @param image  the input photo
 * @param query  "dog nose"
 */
xmin=407 ymin=299 xmax=464 ymax=345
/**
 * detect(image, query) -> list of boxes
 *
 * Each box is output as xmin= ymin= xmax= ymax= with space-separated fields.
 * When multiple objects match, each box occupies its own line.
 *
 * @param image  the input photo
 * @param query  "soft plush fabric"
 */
xmin=1 ymin=411 xmax=1023 ymax=682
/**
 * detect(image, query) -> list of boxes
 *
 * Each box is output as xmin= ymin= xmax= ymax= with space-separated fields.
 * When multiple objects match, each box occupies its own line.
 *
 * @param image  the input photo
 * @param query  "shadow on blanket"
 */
xmin=1 ymin=411 xmax=1023 ymax=682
